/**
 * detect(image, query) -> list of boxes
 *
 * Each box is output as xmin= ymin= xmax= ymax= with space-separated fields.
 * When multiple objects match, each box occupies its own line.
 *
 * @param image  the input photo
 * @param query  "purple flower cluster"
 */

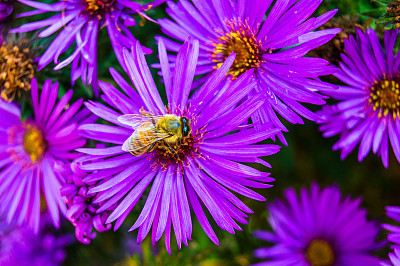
xmin=2 ymin=0 xmax=400 ymax=262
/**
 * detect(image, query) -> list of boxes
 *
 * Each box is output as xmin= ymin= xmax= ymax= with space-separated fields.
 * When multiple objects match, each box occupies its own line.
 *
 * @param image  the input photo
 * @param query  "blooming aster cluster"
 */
xmin=10 ymin=0 xmax=164 ymax=96
xmin=0 ymin=216 xmax=72 ymax=265
xmin=76 ymin=38 xmax=280 ymax=253
xmin=254 ymin=184 xmax=381 ymax=265
xmin=0 ymin=78 xmax=93 ymax=232
xmin=318 ymin=29 xmax=400 ymax=167
xmin=2 ymin=0 xmax=400 ymax=263
xmin=157 ymin=0 xmax=340 ymax=142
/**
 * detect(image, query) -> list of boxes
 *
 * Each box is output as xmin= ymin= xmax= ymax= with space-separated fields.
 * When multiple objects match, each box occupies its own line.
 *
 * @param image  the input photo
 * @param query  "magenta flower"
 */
xmin=0 ymin=216 xmax=73 ymax=265
xmin=10 ymin=0 xmax=164 ymax=96
xmin=318 ymin=29 xmax=400 ymax=167
xmin=382 ymin=206 xmax=400 ymax=266
xmin=156 ymin=0 xmax=340 ymax=142
xmin=76 ymin=38 xmax=280 ymax=253
xmin=254 ymin=184 xmax=381 ymax=265
xmin=0 ymin=78 xmax=94 ymax=232
xmin=61 ymin=159 xmax=113 ymax=244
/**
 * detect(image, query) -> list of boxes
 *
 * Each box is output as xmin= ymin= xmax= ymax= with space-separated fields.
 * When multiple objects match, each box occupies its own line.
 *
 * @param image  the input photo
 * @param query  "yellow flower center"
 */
xmin=84 ymin=0 xmax=115 ymax=19
xmin=369 ymin=78 xmax=400 ymax=119
xmin=212 ymin=19 xmax=266 ymax=79
xmin=305 ymin=239 xmax=335 ymax=266
xmin=23 ymin=125 xmax=46 ymax=163
xmin=0 ymin=41 xmax=35 ymax=101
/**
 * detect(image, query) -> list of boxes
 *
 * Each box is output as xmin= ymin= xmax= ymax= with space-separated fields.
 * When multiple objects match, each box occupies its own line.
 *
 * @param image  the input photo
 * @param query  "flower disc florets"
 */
xmin=8 ymin=122 xmax=46 ymax=168
xmin=212 ymin=19 xmax=266 ymax=79
xmin=84 ymin=0 xmax=116 ymax=19
xmin=369 ymin=77 xmax=400 ymax=119
xmin=0 ymin=39 xmax=35 ymax=101
xmin=305 ymin=239 xmax=335 ymax=266
xmin=254 ymin=185 xmax=381 ymax=265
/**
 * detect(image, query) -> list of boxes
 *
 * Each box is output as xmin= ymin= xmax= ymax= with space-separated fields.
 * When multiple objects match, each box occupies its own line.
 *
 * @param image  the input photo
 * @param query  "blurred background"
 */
xmin=4 ymin=0 xmax=400 ymax=265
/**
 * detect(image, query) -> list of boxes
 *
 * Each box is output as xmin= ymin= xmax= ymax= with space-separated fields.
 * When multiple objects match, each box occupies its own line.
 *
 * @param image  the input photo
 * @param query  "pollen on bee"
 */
xmin=149 ymin=105 xmax=205 ymax=172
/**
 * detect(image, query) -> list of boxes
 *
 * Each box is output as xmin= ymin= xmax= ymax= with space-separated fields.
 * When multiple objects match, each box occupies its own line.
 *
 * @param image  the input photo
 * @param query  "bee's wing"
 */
xmin=122 ymin=127 xmax=172 ymax=153
xmin=118 ymin=114 xmax=166 ymax=129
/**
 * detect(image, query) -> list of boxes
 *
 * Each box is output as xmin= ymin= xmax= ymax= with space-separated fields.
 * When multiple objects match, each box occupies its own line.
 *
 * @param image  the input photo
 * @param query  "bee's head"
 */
xmin=180 ymin=117 xmax=191 ymax=137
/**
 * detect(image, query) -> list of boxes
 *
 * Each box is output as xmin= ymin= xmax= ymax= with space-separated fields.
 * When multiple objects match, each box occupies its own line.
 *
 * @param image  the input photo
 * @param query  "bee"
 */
xmin=117 ymin=109 xmax=191 ymax=157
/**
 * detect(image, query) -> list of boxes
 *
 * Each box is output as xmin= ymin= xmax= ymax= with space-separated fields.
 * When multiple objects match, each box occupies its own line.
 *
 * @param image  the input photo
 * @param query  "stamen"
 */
xmin=0 ymin=41 xmax=35 ymax=101
xmin=211 ymin=19 xmax=267 ymax=79
xmin=23 ymin=124 xmax=46 ymax=163
xmin=83 ymin=0 xmax=116 ymax=19
xmin=369 ymin=78 xmax=400 ymax=119
xmin=305 ymin=239 xmax=335 ymax=266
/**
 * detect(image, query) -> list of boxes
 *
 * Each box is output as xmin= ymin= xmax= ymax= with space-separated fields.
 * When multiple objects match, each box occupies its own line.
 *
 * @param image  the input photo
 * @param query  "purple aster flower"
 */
xmin=0 ymin=0 xmax=12 ymax=23
xmin=10 ymin=0 xmax=165 ymax=96
xmin=0 ymin=216 xmax=73 ymax=265
xmin=0 ymin=78 xmax=94 ymax=232
xmin=253 ymin=184 xmax=381 ymax=265
xmin=382 ymin=206 xmax=400 ymax=266
xmin=318 ymin=29 xmax=400 ymax=168
xmin=61 ymin=157 xmax=113 ymax=244
xmin=77 ymin=38 xmax=280 ymax=253
xmin=156 ymin=0 xmax=340 ymax=142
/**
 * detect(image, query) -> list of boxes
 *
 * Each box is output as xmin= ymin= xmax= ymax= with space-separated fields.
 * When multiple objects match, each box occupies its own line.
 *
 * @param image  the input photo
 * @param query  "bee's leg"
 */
xmin=164 ymin=141 xmax=179 ymax=159
xmin=177 ymin=138 xmax=181 ymax=147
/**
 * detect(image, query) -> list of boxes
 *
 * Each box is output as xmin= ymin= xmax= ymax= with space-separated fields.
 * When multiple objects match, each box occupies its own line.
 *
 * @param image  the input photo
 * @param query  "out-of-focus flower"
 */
xmin=61 ymin=159 xmax=113 ymax=244
xmin=0 ymin=78 xmax=94 ymax=232
xmin=10 ymin=0 xmax=165 ymax=96
xmin=77 ymin=38 xmax=280 ymax=253
xmin=254 ymin=184 xmax=381 ymax=265
xmin=156 ymin=0 xmax=340 ymax=143
xmin=0 ymin=216 xmax=73 ymax=265
xmin=382 ymin=206 xmax=400 ymax=266
xmin=318 ymin=29 xmax=400 ymax=168
xmin=0 ymin=0 xmax=12 ymax=24
xmin=0 ymin=34 xmax=36 ymax=101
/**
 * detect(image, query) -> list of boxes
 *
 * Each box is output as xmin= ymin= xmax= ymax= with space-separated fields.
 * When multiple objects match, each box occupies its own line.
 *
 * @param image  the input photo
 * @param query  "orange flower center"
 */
xmin=369 ymin=78 xmax=400 ymax=119
xmin=212 ymin=19 xmax=266 ymax=79
xmin=23 ymin=125 xmax=46 ymax=163
xmin=305 ymin=239 xmax=335 ymax=266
